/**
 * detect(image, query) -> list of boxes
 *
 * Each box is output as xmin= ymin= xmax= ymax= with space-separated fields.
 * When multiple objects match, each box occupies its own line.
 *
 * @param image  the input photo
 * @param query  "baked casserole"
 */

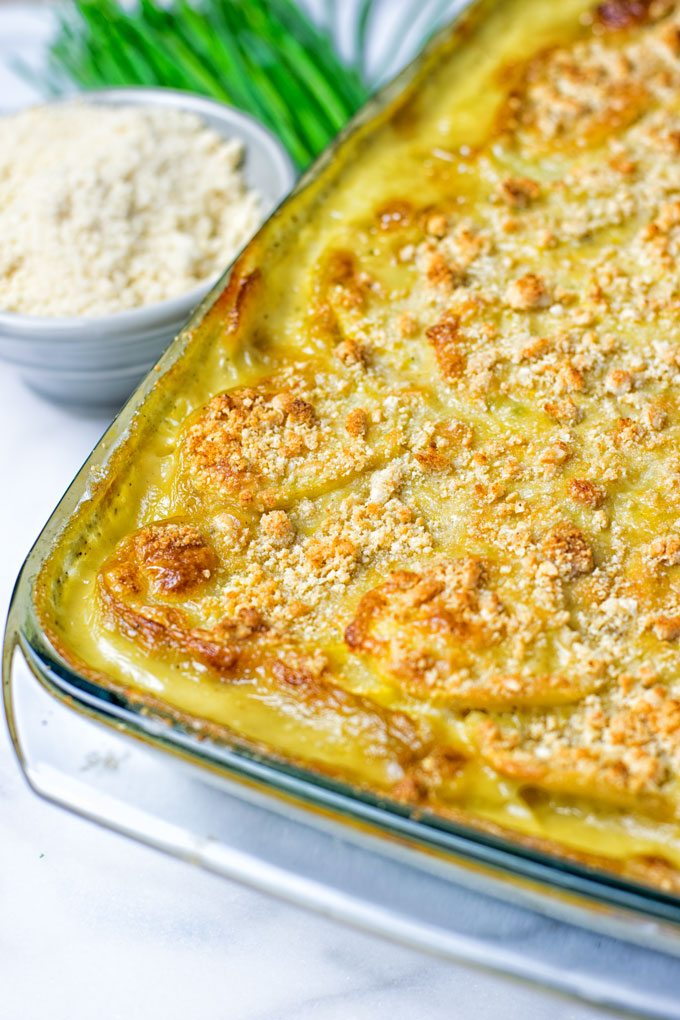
xmin=36 ymin=0 xmax=680 ymax=890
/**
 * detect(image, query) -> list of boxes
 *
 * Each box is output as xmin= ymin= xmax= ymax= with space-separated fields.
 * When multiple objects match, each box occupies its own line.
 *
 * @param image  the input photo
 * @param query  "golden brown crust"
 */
xmin=540 ymin=523 xmax=595 ymax=579
xmin=504 ymin=272 xmax=551 ymax=311
xmin=181 ymin=385 xmax=318 ymax=509
xmin=197 ymin=264 xmax=262 ymax=342
xmin=99 ymin=521 xmax=257 ymax=672
xmin=567 ymin=479 xmax=607 ymax=509
xmin=111 ymin=522 xmax=219 ymax=597
xmin=98 ymin=521 xmax=430 ymax=774
xmin=475 ymin=675 xmax=680 ymax=812
xmin=345 ymin=561 xmax=606 ymax=707
xmin=506 ymin=30 xmax=652 ymax=150
xmin=413 ymin=421 xmax=473 ymax=471
xmin=425 ymin=315 xmax=467 ymax=380
xmin=179 ymin=371 xmax=403 ymax=511
xmin=498 ymin=176 xmax=541 ymax=208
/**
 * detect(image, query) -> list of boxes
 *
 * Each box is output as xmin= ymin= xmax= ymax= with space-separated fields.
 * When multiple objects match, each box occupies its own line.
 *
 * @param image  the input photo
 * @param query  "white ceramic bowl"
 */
xmin=0 ymin=88 xmax=296 ymax=408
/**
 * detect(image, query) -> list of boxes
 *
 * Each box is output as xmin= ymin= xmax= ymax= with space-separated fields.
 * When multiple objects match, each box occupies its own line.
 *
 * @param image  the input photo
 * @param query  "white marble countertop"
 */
xmin=0 ymin=7 xmax=636 ymax=1017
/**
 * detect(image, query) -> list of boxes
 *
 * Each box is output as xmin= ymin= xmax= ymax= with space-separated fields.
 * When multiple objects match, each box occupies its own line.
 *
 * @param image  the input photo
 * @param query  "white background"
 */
xmin=0 ymin=5 xmax=629 ymax=1017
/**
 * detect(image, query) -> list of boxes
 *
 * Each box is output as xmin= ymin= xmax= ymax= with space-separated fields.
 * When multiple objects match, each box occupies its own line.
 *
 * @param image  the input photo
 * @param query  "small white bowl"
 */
xmin=0 ymin=88 xmax=296 ymax=408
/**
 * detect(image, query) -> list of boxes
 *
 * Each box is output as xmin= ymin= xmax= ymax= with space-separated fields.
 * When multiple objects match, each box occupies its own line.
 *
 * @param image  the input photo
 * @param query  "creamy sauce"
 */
xmin=38 ymin=0 xmax=680 ymax=882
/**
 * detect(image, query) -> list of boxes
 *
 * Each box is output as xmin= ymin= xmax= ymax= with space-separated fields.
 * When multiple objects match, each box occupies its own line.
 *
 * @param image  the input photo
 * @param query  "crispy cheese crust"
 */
xmin=38 ymin=0 xmax=680 ymax=889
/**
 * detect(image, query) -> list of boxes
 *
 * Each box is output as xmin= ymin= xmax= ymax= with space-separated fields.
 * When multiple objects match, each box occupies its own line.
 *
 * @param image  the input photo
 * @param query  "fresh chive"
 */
xmin=248 ymin=0 xmax=359 ymax=126
xmin=264 ymin=0 xmax=368 ymax=108
xmin=23 ymin=0 xmax=449 ymax=168
xmin=238 ymin=24 xmax=337 ymax=146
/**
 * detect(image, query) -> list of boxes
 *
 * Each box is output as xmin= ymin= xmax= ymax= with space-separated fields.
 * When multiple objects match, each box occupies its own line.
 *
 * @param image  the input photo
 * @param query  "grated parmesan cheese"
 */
xmin=0 ymin=102 xmax=262 ymax=317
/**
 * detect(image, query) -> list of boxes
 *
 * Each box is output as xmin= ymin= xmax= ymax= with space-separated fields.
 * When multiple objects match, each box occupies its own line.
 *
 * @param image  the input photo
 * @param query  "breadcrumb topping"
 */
xmin=97 ymin=2 xmax=680 ymax=838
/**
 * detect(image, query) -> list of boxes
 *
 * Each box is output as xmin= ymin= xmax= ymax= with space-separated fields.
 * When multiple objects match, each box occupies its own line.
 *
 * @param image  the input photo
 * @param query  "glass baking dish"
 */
xmin=5 ymin=0 xmax=680 ymax=981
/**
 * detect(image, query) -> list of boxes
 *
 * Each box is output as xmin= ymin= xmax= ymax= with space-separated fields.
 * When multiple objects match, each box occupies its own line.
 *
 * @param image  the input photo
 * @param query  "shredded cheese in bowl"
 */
xmin=0 ymin=102 xmax=261 ymax=317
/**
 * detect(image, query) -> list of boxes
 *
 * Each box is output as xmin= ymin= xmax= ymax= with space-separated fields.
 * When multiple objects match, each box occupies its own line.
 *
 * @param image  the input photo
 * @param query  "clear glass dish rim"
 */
xmin=4 ymin=0 xmax=680 ymax=930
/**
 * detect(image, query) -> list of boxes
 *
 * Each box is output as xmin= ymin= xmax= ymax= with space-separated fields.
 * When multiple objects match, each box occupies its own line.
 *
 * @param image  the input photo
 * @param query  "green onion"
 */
xmin=25 ymin=0 xmax=452 ymax=169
